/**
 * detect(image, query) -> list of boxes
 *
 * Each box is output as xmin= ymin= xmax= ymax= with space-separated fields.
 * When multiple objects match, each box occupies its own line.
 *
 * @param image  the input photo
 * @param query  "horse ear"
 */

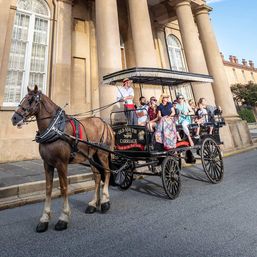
xmin=34 ymin=85 xmax=38 ymax=93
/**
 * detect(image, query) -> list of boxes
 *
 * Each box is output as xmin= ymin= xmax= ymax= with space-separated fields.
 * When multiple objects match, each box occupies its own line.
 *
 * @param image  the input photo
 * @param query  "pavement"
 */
xmin=1 ymin=149 xmax=257 ymax=257
xmin=0 ymin=137 xmax=257 ymax=210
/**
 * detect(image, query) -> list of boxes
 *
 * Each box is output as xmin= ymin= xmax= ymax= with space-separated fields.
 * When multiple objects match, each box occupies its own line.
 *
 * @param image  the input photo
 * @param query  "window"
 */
xmin=120 ymin=36 xmax=126 ymax=69
xmin=251 ymin=72 xmax=255 ymax=82
xmin=233 ymin=68 xmax=238 ymax=82
xmin=3 ymin=0 xmax=50 ymax=106
xmin=242 ymin=70 xmax=246 ymax=82
xmin=167 ymin=35 xmax=186 ymax=71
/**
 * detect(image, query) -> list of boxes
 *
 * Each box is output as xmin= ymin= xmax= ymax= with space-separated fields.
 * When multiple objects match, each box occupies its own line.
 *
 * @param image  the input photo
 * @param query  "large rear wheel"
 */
xmin=161 ymin=156 xmax=181 ymax=199
xmin=201 ymin=137 xmax=224 ymax=183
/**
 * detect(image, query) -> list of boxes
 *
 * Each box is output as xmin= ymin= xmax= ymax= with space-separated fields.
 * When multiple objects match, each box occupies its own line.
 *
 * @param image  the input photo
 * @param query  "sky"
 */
xmin=206 ymin=0 xmax=257 ymax=65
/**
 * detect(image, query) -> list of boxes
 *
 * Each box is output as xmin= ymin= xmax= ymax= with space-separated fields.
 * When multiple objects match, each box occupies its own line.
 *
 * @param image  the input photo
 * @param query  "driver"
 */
xmin=116 ymin=78 xmax=137 ymax=125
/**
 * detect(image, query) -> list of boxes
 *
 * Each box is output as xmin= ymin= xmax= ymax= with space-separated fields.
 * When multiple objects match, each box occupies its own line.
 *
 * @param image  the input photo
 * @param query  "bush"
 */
xmin=238 ymin=108 xmax=256 ymax=123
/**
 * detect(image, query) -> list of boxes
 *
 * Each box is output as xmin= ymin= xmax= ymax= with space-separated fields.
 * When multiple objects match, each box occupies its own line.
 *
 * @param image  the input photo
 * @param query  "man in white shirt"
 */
xmin=117 ymin=78 xmax=137 ymax=125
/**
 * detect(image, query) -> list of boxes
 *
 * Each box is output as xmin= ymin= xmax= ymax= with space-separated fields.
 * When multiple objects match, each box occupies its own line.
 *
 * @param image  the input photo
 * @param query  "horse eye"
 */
xmin=28 ymin=96 xmax=34 ymax=105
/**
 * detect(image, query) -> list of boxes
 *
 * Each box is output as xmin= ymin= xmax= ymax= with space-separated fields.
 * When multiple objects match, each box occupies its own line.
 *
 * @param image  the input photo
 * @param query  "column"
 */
xmin=51 ymin=0 xmax=72 ymax=108
xmin=195 ymin=5 xmax=238 ymax=117
xmin=0 ymin=3 xmax=16 ymax=105
xmin=128 ymin=0 xmax=162 ymax=100
xmin=95 ymin=0 xmax=122 ymax=118
xmin=175 ymin=0 xmax=215 ymax=104
xmin=195 ymin=4 xmax=252 ymax=149
xmin=128 ymin=0 xmax=157 ymax=67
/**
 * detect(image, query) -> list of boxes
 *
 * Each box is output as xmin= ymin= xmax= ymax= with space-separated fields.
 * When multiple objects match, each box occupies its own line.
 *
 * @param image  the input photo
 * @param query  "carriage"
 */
xmin=103 ymin=67 xmax=225 ymax=199
xmin=12 ymin=67 xmax=225 ymax=232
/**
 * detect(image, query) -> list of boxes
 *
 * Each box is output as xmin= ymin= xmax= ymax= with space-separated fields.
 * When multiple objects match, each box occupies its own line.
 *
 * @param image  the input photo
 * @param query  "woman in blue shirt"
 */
xmin=155 ymin=94 xmax=177 ymax=150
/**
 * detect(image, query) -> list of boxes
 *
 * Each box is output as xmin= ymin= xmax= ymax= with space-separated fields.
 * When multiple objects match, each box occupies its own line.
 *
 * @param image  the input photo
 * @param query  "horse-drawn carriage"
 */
xmin=12 ymin=67 xmax=225 ymax=232
xmin=104 ymin=67 xmax=225 ymax=199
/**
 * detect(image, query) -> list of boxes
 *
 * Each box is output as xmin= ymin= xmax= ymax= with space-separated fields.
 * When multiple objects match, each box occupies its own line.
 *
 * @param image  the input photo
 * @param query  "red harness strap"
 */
xmin=69 ymin=119 xmax=83 ymax=139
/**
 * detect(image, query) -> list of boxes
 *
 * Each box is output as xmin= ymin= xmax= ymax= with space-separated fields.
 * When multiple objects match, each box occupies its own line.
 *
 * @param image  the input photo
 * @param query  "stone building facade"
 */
xmin=222 ymin=54 xmax=257 ymax=85
xmin=0 ymin=0 xmax=252 ymax=162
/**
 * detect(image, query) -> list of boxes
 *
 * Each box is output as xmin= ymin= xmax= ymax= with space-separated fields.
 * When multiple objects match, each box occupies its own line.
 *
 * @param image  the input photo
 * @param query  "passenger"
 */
xmin=147 ymin=96 xmax=158 ymax=132
xmin=188 ymin=99 xmax=197 ymax=113
xmin=136 ymin=96 xmax=148 ymax=126
xmin=196 ymin=97 xmax=222 ymax=136
xmin=194 ymin=99 xmax=211 ymax=139
xmin=176 ymin=94 xmax=195 ymax=146
xmin=155 ymin=94 xmax=177 ymax=150
xmin=116 ymin=78 xmax=137 ymax=125
xmin=198 ymin=97 xmax=222 ymax=119
xmin=173 ymin=99 xmax=182 ymax=142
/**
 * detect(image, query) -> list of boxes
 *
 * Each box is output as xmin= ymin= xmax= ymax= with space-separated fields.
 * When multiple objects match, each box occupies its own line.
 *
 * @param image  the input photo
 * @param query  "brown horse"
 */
xmin=11 ymin=85 xmax=115 ymax=232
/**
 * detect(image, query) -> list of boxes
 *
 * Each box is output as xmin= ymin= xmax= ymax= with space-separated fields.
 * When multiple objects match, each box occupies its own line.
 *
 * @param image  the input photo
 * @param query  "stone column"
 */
xmin=95 ymin=0 xmax=122 ymax=119
xmin=195 ymin=4 xmax=252 ymax=149
xmin=128 ymin=0 xmax=163 ymax=100
xmin=51 ymin=0 xmax=72 ymax=108
xmin=195 ymin=5 xmax=238 ymax=117
xmin=128 ymin=0 xmax=157 ymax=67
xmin=175 ymin=0 xmax=215 ymax=104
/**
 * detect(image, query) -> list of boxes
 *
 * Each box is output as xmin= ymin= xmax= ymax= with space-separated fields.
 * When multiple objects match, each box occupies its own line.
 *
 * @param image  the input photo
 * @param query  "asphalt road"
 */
xmin=0 ymin=149 xmax=257 ymax=257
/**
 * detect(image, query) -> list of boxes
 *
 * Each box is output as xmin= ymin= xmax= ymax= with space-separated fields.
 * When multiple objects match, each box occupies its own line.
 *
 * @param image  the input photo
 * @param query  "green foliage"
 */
xmin=231 ymin=82 xmax=257 ymax=107
xmin=238 ymin=108 xmax=256 ymax=123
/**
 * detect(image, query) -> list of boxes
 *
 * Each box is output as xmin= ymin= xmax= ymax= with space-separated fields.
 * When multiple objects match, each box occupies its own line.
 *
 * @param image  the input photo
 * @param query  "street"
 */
xmin=0 ymin=149 xmax=257 ymax=257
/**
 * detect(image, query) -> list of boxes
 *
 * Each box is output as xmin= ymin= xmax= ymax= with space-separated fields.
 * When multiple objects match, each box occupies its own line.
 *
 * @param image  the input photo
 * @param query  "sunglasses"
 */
xmin=151 ymin=99 xmax=157 ymax=102
xmin=178 ymin=97 xmax=184 ymax=100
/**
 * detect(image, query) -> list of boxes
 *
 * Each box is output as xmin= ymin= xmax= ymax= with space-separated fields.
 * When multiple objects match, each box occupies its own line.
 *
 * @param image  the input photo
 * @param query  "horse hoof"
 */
xmin=54 ymin=220 xmax=68 ymax=231
xmin=101 ymin=202 xmax=111 ymax=213
xmin=36 ymin=222 xmax=48 ymax=233
xmin=85 ymin=205 xmax=96 ymax=214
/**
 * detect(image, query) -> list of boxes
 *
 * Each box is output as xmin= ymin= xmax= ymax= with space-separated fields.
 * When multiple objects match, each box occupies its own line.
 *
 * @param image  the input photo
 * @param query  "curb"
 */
xmin=0 ymin=173 xmax=94 ymax=211
xmin=1 ymin=143 xmax=257 ymax=211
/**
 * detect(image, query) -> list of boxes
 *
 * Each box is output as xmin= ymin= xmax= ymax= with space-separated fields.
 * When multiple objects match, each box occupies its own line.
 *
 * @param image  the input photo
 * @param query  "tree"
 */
xmin=231 ymin=82 xmax=257 ymax=107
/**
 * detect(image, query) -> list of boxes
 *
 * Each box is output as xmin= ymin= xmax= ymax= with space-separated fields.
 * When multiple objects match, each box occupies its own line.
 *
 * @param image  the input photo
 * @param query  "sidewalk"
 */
xmin=0 ymin=160 xmax=94 ymax=210
xmin=1 ymin=142 xmax=257 ymax=211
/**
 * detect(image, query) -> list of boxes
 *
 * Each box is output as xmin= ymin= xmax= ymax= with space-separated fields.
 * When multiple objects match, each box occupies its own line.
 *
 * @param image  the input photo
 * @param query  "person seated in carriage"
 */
xmin=175 ymin=94 xmax=195 ymax=146
xmin=154 ymin=94 xmax=177 ymax=150
xmin=136 ymin=96 xmax=149 ymax=126
xmin=147 ymin=96 xmax=159 ymax=132
xmin=194 ymin=97 xmax=222 ymax=138
xmin=194 ymin=98 xmax=211 ymax=139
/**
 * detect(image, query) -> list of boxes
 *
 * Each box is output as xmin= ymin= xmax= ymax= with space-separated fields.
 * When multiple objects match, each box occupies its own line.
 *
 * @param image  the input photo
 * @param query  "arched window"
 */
xmin=167 ymin=35 xmax=186 ymax=72
xmin=3 ymin=0 xmax=50 ymax=106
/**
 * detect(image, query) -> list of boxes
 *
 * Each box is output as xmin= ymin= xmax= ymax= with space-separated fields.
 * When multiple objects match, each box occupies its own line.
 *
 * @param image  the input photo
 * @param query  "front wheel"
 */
xmin=201 ymin=137 xmax=224 ymax=183
xmin=161 ymin=156 xmax=181 ymax=199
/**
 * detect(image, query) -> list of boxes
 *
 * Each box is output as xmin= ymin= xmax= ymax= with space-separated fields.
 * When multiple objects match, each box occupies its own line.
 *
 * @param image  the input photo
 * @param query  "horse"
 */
xmin=11 ymin=85 xmax=115 ymax=232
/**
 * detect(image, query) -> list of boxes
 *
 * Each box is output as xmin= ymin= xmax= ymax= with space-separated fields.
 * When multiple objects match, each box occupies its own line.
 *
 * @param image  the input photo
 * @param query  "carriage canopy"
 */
xmin=102 ymin=67 xmax=213 ymax=86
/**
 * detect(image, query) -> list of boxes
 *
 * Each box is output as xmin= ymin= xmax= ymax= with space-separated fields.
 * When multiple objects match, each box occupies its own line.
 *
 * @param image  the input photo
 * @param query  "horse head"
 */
xmin=11 ymin=85 xmax=41 ymax=128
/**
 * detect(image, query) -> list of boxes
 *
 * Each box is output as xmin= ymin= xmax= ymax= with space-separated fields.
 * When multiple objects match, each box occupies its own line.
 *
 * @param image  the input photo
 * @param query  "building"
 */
xmin=222 ymin=54 xmax=257 ymax=85
xmin=0 ymin=0 xmax=252 ymax=162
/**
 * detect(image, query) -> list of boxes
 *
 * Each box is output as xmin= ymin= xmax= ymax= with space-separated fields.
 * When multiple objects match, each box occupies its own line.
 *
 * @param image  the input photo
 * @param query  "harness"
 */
xmin=35 ymin=108 xmax=66 ymax=144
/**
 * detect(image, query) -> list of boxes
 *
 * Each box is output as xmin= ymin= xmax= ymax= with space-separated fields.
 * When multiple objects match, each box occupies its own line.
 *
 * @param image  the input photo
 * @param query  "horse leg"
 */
xmin=85 ymin=167 xmax=101 ymax=214
xmin=36 ymin=162 xmax=54 ymax=233
xmin=55 ymin=163 xmax=70 ymax=231
xmin=100 ymin=153 xmax=111 ymax=213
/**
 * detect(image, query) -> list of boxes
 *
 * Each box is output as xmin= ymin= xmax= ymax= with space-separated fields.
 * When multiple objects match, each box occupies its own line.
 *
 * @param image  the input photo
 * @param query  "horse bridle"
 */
xmin=15 ymin=91 xmax=42 ymax=123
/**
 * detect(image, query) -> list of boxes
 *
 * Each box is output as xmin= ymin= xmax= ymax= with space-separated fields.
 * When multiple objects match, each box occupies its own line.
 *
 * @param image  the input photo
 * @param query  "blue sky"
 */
xmin=207 ymin=0 xmax=257 ymax=65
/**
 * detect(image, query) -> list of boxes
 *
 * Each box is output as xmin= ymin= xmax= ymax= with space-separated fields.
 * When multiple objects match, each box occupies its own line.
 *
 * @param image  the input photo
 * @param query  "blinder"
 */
xmin=15 ymin=91 xmax=42 ymax=122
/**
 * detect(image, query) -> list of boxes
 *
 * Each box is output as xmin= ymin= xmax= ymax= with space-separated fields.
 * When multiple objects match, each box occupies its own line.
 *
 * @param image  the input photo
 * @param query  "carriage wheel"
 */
xmin=119 ymin=169 xmax=133 ymax=190
xmin=161 ymin=156 xmax=181 ymax=199
xmin=201 ymin=137 xmax=224 ymax=184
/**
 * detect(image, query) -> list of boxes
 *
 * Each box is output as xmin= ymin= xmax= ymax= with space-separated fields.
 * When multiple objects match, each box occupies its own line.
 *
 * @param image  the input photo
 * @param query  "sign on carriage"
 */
xmin=114 ymin=126 xmax=146 ymax=150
